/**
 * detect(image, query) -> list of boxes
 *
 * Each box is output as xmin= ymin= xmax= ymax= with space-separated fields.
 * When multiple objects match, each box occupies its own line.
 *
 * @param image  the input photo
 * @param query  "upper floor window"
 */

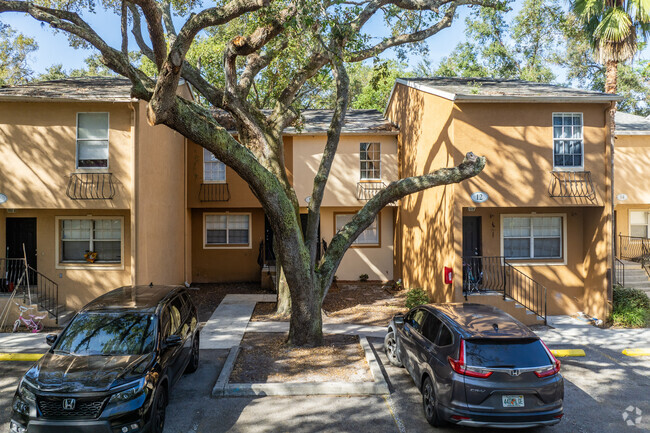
xmin=335 ymin=213 xmax=379 ymax=246
xmin=77 ymin=113 xmax=109 ymax=169
xmin=503 ymin=215 xmax=563 ymax=259
xmin=553 ymin=113 xmax=583 ymax=169
xmin=60 ymin=218 xmax=121 ymax=263
xmin=203 ymin=148 xmax=226 ymax=182
xmin=360 ymin=142 xmax=381 ymax=180
xmin=205 ymin=213 xmax=250 ymax=247
xmin=630 ymin=211 xmax=649 ymax=238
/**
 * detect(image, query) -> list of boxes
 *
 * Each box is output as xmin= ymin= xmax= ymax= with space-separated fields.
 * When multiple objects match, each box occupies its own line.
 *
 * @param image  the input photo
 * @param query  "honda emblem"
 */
xmin=510 ymin=369 xmax=521 ymax=377
xmin=62 ymin=398 xmax=76 ymax=410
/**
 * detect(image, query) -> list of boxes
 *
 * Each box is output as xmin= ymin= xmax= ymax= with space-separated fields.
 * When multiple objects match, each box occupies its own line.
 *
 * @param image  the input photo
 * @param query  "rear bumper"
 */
xmin=438 ymin=405 xmax=563 ymax=429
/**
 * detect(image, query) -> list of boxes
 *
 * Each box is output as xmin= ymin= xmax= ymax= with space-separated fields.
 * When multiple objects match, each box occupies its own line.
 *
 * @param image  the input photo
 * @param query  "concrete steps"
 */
xmin=620 ymin=261 xmax=650 ymax=295
xmin=466 ymin=292 xmax=545 ymax=326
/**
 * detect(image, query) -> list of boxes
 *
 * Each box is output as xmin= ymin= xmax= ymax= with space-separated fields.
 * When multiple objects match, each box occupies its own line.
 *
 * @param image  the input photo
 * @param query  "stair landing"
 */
xmin=465 ymin=292 xmax=545 ymax=326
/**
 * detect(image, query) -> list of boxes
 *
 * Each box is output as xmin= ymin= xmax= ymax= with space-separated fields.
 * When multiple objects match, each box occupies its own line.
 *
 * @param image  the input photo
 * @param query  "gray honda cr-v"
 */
xmin=384 ymin=303 xmax=563 ymax=429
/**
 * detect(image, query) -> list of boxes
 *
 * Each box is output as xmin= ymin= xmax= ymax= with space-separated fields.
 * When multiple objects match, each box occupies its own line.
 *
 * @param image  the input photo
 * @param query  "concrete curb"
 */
xmin=213 ymin=336 xmax=389 ymax=397
xmin=622 ymin=348 xmax=650 ymax=357
xmin=551 ymin=349 xmax=586 ymax=357
xmin=211 ymin=345 xmax=240 ymax=397
xmin=0 ymin=353 xmax=44 ymax=361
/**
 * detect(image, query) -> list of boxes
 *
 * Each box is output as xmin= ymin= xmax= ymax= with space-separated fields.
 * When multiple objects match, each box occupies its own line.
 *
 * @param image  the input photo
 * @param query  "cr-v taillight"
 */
xmin=448 ymin=340 xmax=493 ymax=378
xmin=535 ymin=339 xmax=561 ymax=378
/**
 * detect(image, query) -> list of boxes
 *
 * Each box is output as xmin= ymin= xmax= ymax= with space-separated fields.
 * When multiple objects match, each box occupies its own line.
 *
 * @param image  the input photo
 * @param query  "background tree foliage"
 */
xmin=0 ymin=22 xmax=37 ymax=85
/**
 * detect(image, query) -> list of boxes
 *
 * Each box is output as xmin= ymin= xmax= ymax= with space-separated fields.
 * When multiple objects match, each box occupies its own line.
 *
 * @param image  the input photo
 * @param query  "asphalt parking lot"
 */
xmin=2 ymin=338 xmax=648 ymax=433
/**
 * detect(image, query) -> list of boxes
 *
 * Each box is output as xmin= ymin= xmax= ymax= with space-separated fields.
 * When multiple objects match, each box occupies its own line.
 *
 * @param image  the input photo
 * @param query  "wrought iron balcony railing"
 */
xmin=199 ymin=183 xmax=230 ymax=202
xmin=66 ymin=172 xmax=116 ymax=200
xmin=548 ymin=170 xmax=596 ymax=200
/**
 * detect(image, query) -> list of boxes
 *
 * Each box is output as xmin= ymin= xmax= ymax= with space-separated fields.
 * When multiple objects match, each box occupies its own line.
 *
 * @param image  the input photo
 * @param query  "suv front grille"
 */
xmin=37 ymin=396 xmax=107 ymax=418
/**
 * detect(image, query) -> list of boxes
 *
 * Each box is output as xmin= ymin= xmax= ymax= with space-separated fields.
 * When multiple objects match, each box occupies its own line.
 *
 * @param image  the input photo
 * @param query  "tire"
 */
xmin=422 ymin=376 xmax=443 ymax=427
xmin=12 ymin=320 xmax=20 ymax=333
xmin=384 ymin=330 xmax=403 ymax=367
xmin=185 ymin=333 xmax=200 ymax=374
xmin=150 ymin=385 xmax=168 ymax=433
xmin=34 ymin=321 xmax=44 ymax=333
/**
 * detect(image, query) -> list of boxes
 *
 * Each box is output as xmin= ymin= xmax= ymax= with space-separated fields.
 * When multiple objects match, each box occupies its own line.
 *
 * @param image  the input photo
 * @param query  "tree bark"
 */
xmin=275 ymin=263 xmax=291 ymax=316
xmin=605 ymin=60 xmax=617 ymax=94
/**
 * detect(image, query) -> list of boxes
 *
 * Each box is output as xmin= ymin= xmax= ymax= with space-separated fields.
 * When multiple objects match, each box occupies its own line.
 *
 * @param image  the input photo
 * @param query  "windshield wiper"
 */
xmin=53 ymin=350 xmax=70 ymax=355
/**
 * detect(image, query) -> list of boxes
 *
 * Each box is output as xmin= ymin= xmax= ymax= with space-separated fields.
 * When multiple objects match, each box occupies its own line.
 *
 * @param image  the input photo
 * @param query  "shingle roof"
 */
xmin=285 ymin=109 xmax=397 ymax=135
xmin=615 ymin=111 xmax=650 ymax=135
xmin=396 ymin=77 xmax=623 ymax=102
xmin=0 ymin=77 xmax=135 ymax=102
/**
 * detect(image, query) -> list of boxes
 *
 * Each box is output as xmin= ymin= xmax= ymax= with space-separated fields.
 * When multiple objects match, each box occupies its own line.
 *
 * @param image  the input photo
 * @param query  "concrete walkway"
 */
xmin=0 ymin=333 xmax=49 ymax=353
xmin=201 ymin=294 xmax=277 ymax=349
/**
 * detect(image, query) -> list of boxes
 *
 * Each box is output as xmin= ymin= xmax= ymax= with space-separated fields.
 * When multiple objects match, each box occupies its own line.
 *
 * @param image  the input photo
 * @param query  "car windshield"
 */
xmin=54 ymin=312 xmax=156 ymax=356
xmin=464 ymin=339 xmax=551 ymax=369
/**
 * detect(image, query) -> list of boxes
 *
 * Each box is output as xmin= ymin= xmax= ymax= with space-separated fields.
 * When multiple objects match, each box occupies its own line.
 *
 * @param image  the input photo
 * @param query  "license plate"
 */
xmin=502 ymin=395 xmax=525 ymax=408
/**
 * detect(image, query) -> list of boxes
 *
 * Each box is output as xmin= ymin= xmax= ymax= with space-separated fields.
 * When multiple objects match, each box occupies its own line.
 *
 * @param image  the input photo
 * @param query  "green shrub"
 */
xmin=406 ymin=288 xmax=429 ymax=309
xmin=609 ymin=286 xmax=650 ymax=328
xmin=359 ymin=274 xmax=369 ymax=282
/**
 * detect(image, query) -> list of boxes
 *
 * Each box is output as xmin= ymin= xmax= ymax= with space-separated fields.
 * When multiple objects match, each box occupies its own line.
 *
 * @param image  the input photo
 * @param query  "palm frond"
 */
xmin=573 ymin=0 xmax=605 ymax=22
xmin=595 ymin=7 xmax=633 ymax=41
xmin=596 ymin=32 xmax=637 ymax=61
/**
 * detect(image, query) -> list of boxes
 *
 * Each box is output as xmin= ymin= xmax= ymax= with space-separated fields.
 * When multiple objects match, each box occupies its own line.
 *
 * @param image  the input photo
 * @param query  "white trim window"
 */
xmin=360 ymin=142 xmax=381 ymax=180
xmin=630 ymin=211 xmax=649 ymax=238
xmin=60 ymin=218 xmax=121 ymax=263
xmin=553 ymin=113 xmax=583 ymax=169
xmin=203 ymin=148 xmax=226 ymax=182
xmin=503 ymin=216 xmax=562 ymax=259
xmin=205 ymin=213 xmax=250 ymax=247
xmin=336 ymin=213 xmax=379 ymax=245
xmin=77 ymin=113 xmax=109 ymax=169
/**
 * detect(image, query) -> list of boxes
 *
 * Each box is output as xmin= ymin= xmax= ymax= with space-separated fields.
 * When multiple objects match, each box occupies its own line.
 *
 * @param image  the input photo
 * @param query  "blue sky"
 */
xmin=2 ymin=1 xmax=649 ymax=80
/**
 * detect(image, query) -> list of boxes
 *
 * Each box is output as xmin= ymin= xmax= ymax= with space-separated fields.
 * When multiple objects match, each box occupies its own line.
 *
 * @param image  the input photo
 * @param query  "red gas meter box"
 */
xmin=444 ymin=267 xmax=453 ymax=284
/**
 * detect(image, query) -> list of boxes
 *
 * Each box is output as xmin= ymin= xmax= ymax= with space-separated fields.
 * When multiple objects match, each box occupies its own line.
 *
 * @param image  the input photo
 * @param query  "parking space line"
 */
xmin=382 ymin=395 xmax=406 ymax=433
xmin=622 ymin=348 xmax=650 ymax=357
xmin=0 ymin=353 xmax=43 ymax=361
xmin=551 ymin=349 xmax=586 ymax=357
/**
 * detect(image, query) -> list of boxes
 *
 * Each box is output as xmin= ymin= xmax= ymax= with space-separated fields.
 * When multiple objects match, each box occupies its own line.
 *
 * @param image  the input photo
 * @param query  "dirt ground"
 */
xmin=230 ymin=332 xmax=372 ymax=383
xmin=251 ymin=282 xmax=407 ymax=326
xmin=188 ymin=282 xmax=274 ymax=322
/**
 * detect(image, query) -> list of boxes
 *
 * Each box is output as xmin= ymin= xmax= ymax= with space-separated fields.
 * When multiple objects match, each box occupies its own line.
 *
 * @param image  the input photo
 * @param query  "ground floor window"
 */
xmin=502 ymin=215 xmax=563 ymax=259
xmin=335 ymin=213 xmax=380 ymax=246
xmin=630 ymin=211 xmax=649 ymax=238
xmin=60 ymin=218 xmax=121 ymax=263
xmin=205 ymin=213 xmax=251 ymax=247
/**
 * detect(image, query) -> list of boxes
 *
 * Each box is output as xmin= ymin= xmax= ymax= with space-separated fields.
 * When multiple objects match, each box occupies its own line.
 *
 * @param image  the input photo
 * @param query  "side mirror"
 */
xmin=164 ymin=335 xmax=182 ymax=348
xmin=46 ymin=334 xmax=57 ymax=346
xmin=394 ymin=315 xmax=405 ymax=326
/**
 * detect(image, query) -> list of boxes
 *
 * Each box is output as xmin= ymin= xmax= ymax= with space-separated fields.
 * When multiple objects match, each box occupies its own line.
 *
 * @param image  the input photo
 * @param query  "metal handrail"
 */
xmin=66 ymin=172 xmax=116 ymax=200
xmin=614 ymin=257 xmax=625 ymax=286
xmin=462 ymin=256 xmax=547 ymax=325
xmin=0 ymin=258 xmax=59 ymax=323
xmin=618 ymin=234 xmax=650 ymax=260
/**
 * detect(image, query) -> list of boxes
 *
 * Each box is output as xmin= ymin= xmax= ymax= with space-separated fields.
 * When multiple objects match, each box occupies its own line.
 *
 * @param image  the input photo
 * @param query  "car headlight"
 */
xmin=18 ymin=380 xmax=36 ymax=405
xmin=109 ymin=378 xmax=146 ymax=404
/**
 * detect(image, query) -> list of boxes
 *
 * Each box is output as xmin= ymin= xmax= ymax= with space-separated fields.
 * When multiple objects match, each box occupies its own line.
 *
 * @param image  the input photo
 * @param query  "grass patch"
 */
xmin=609 ymin=285 xmax=650 ymax=328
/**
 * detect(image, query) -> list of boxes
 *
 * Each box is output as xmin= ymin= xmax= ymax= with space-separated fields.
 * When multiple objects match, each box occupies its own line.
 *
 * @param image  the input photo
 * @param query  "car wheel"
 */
xmin=422 ymin=376 xmax=443 ymax=427
xmin=151 ymin=385 xmax=168 ymax=433
xmin=384 ymin=331 xmax=403 ymax=367
xmin=185 ymin=334 xmax=200 ymax=374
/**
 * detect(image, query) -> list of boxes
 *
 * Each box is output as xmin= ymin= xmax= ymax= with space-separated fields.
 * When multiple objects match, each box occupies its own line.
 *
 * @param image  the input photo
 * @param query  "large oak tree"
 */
xmin=0 ymin=0 xmax=489 ymax=346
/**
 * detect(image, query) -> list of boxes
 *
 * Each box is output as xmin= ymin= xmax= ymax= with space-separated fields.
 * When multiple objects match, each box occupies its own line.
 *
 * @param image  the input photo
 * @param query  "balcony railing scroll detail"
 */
xmin=199 ymin=183 xmax=230 ymax=202
xmin=548 ymin=170 xmax=596 ymax=200
xmin=66 ymin=172 xmax=116 ymax=200
xmin=463 ymin=255 xmax=547 ymax=324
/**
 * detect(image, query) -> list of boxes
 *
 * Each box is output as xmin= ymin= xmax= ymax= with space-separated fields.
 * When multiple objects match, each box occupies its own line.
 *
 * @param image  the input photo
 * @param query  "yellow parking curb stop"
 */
xmin=0 ymin=353 xmax=44 ymax=361
xmin=622 ymin=348 xmax=650 ymax=357
xmin=551 ymin=349 xmax=586 ymax=357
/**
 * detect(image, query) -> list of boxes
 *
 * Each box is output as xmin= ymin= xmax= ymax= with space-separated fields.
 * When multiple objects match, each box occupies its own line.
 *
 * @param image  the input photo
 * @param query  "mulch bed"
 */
xmin=187 ymin=282 xmax=274 ymax=322
xmin=230 ymin=332 xmax=372 ymax=383
xmin=250 ymin=282 xmax=407 ymax=326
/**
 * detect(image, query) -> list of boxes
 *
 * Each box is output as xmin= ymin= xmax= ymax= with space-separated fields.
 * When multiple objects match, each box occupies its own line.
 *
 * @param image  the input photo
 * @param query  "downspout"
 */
xmin=606 ymin=102 xmax=615 ymax=308
xmin=129 ymin=101 xmax=137 ymax=287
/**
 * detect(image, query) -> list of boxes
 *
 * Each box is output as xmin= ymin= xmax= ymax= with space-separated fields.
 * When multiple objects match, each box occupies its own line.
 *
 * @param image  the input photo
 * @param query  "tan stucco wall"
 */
xmin=614 ymin=135 xmax=650 ymax=239
xmin=292 ymin=135 xmax=398 ymax=206
xmin=385 ymin=84 xmax=457 ymax=302
xmin=0 ymin=208 xmax=132 ymax=311
xmin=133 ymin=101 xmax=187 ymax=286
xmin=319 ymin=207 xmax=394 ymax=281
xmin=190 ymin=208 xmax=265 ymax=282
xmin=0 ymin=101 xmax=133 ymax=210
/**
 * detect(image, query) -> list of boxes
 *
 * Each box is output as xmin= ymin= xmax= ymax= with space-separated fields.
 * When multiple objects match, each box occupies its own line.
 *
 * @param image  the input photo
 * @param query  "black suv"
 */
xmin=385 ymin=303 xmax=563 ymax=429
xmin=10 ymin=285 xmax=200 ymax=433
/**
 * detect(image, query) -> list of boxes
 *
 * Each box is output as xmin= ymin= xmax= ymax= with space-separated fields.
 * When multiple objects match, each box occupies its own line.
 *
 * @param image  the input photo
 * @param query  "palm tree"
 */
xmin=571 ymin=0 xmax=650 ymax=93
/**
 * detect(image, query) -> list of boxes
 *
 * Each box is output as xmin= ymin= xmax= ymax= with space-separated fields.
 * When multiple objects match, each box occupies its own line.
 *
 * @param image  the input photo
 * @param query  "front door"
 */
xmin=6 ymin=218 xmax=37 ymax=268
xmin=263 ymin=216 xmax=276 ymax=265
xmin=462 ymin=216 xmax=482 ymax=257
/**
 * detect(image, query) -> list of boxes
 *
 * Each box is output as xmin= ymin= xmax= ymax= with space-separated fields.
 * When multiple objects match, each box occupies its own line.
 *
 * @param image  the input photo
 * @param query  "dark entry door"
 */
xmin=6 ymin=218 xmax=37 ymax=269
xmin=263 ymin=216 xmax=276 ymax=265
xmin=462 ymin=216 xmax=482 ymax=257
xmin=299 ymin=214 xmax=321 ymax=261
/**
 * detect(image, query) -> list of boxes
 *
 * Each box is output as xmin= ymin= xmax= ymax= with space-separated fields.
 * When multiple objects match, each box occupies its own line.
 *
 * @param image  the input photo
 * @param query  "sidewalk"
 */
xmin=0 ymin=333 xmax=48 ymax=353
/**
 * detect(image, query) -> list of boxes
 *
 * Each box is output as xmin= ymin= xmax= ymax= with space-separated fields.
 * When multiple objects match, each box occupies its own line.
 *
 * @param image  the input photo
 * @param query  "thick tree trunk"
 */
xmin=287 ymin=278 xmax=323 ymax=346
xmin=275 ymin=263 xmax=291 ymax=316
xmin=605 ymin=60 xmax=617 ymax=94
